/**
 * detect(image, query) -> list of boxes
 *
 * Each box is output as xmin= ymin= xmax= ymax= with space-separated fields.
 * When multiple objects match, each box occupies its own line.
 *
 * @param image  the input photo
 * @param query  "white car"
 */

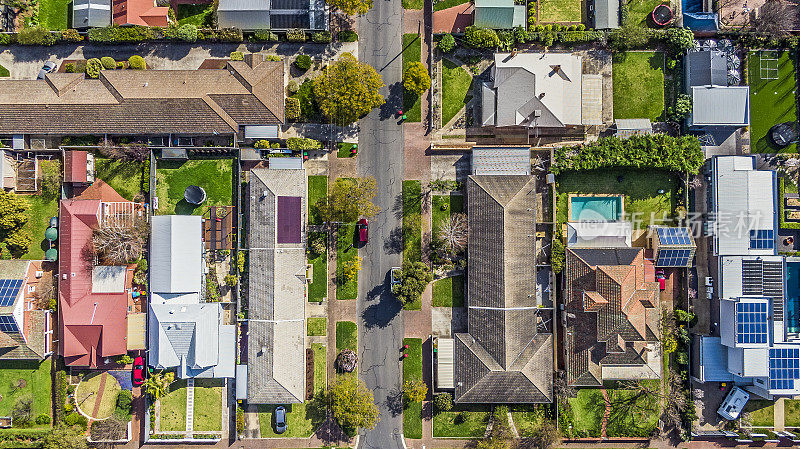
xmin=717 ymin=386 xmax=750 ymax=420
xmin=390 ymin=267 xmax=401 ymax=286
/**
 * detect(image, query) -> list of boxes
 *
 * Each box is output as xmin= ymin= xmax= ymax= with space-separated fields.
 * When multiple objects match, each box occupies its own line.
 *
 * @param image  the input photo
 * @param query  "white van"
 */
xmin=717 ymin=386 xmax=750 ymax=420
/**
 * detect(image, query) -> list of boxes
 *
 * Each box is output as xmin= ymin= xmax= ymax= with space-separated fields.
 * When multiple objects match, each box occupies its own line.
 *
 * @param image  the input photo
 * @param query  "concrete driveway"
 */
xmin=0 ymin=41 xmax=358 ymax=79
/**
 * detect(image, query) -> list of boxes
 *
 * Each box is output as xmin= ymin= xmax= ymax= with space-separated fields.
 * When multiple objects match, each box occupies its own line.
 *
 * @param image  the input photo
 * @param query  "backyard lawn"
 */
xmin=312 ymin=343 xmax=326 ymax=395
xmin=177 ymin=4 xmax=214 ymax=26
xmin=626 ymin=0 xmax=665 ymax=26
xmin=308 ymin=231 xmax=327 ymax=302
xmin=155 ymin=159 xmax=233 ymax=215
xmin=308 ymin=175 xmax=327 ymax=225
xmin=538 ymin=0 xmax=582 ymax=22
xmin=75 ymin=371 xmax=121 ymax=420
xmin=749 ymin=50 xmax=798 ymax=153
xmin=38 ymin=0 xmax=71 ymax=30
xmin=743 ymin=399 xmax=774 ymax=427
xmin=432 ymin=406 xmax=490 ymax=438
xmin=336 ymin=321 xmax=357 ymax=352
xmin=193 ymin=379 xmax=223 ymax=431
xmin=441 ymin=59 xmax=472 ymax=126
xmin=94 ymin=158 xmax=147 ymax=201
xmin=307 ymin=317 xmax=327 ymax=336
xmin=336 ymin=223 xmax=358 ymax=300
xmin=158 ymin=380 xmax=188 ymax=432
xmin=0 ymin=360 xmax=51 ymax=423
xmin=612 ymin=51 xmax=665 ymax=121
xmin=433 ymin=0 xmax=469 ymax=10
xmin=555 ymin=169 xmax=677 ymax=229
xmin=402 ymin=34 xmax=423 ymax=122
xmin=21 ymin=160 xmax=60 ymax=259
xmin=0 ymin=63 xmax=8 ymax=77
xmin=259 ymin=403 xmax=315 ymax=438
xmin=403 ymin=338 xmax=423 ymax=439
xmin=432 ymin=276 xmax=464 ymax=307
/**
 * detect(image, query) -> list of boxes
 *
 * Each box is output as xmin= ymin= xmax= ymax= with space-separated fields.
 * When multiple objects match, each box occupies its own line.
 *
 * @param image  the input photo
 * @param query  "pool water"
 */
xmin=786 ymin=262 xmax=800 ymax=333
xmin=570 ymin=196 xmax=622 ymax=222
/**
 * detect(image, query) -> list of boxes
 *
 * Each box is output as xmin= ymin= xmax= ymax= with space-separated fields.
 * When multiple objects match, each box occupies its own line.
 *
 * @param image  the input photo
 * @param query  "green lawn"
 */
xmin=612 ymin=51 xmax=665 ymax=121
xmin=434 ymin=0 xmax=469 ymax=11
xmin=432 ymin=406 xmax=490 ymax=438
xmin=605 ymin=384 xmax=659 ymax=437
xmin=193 ymin=379 xmax=223 ymax=431
xmin=20 ymin=160 xmax=60 ymax=259
xmin=155 ymin=159 xmax=233 ymax=215
xmin=336 ymin=321 xmax=357 ymax=352
xmin=258 ymin=403 xmax=315 ymax=438
xmin=749 ymin=50 xmax=798 ymax=153
xmin=555 ymin=169 xmax=677 ymax=229
xmin=431 ymin=194 xmax=463 ymax=241
xmin=94 ymin=158 xmax=147 ymax=201
xmin=441 ymin=59 xmax=472 ymax=126
xmin=404 ymin=401 xmax=423 ymax=439
xmin=336 ymin=143 xmax=357 ymax=159
xmin=784 ymin=399 xmax=800 ymax=427
xmin=307 ymin=317 xmax=327 ymax=336
xmin=403 ymin=338 xmax=423 ymax=439
xmin=308 ymin=231 xmax=327 ymax=303
xmin=432 ymin=276 xmax=464 ymax=307
xmin=75 ymin=372 xmax=121 ymax=419
xmin=308 ymin=175 xmax=328 ymax=225
xmin=176 ymin=4 xmax=214 ymax=26
xmin=403 ymin=180 xmax=422 ymax=264
xmin=312 ymin=343 xmax=326 ymax=395
xmin=402 ymin=34 xmax=423 ymax=122
xmin=336 ymin=223 xmax=358 ymax=300
xmin=0 ymin=64 xmax=8 ymax=77
xmin=403 ymin=0 xmax=423 ymax=9
xmin=510 ymin=406 xmax=549 ymax=437
xmin=0 ymin=360 xmax=51 ymax=422
xmin=538 ymin=0 xmax=582 ymax=22
xmin=564 ymin=388 xmax=604 ymax=437
xmin=743 ymin=399 xmax=774 ymax=427
xmin=38 ymin=0 xmax=70 ymax=30
xmin=626 ymin=0 xmax=665 ymax=26
xmin=158 ymin=380 xmax=188 ymax=432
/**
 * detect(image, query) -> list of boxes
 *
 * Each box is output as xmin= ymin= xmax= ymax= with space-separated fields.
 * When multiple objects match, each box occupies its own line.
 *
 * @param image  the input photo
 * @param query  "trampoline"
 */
xmin=184 ymin=185 xmax=207 ymax=205
xmin=770 ymin=122 xmax=799 ymax=147
xmin=652 ymin=4 xmax=674 ymax=26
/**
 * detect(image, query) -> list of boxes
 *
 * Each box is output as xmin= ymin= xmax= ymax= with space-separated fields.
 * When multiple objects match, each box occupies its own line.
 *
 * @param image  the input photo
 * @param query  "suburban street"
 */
xmin=356 ymin=0 xmax=405 ymax=447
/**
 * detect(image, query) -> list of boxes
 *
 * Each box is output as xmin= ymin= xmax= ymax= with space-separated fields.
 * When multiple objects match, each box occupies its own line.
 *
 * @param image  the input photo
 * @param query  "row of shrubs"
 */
xmin=0 ymin=26 xmax=356 ymax=45
xmin=63 ymin=55 xmax=146 ymax=77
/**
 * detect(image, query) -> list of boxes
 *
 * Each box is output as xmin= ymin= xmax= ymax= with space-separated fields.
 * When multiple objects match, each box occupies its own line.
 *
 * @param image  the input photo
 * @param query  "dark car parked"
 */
xmin=274 ymin=406 xmax=287 ymax=434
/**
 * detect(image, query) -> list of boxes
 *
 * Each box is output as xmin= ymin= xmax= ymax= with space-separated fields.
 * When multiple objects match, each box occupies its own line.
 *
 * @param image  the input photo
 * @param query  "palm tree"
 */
xmin=144 ymin=371 xmax=175 ymax=400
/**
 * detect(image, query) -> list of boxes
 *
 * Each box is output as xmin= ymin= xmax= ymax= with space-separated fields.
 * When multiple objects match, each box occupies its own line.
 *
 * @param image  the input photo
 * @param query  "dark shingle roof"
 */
xmin=454 ymin=175 xmax=553 ymax=404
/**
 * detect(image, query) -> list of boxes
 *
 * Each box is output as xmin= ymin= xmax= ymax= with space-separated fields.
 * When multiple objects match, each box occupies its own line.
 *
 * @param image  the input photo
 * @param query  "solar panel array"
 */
xmin=657 ymin=248 xmax=692 ymax=267
xmin=770 ymin=348 xmax=800 ymax=390
xmin=736 ymin=302 xmax=769 ymax=344
xmin=750 ymin=229 xmax=775 ymax=249
xmin=0 ymin=315 xmax=18 ymax=333
xmin=657 ymin=227 xmax=691 ymax=245
xmin=0 ymin=279 xmax=23 ymax=307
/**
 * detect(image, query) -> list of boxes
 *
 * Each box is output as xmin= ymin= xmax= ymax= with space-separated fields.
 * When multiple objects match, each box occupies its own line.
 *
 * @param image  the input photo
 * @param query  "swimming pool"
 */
xmin=787 ymin=262 xmax=800 ymax=334
xmin=569 ymin=196 xmax=623 ymax=222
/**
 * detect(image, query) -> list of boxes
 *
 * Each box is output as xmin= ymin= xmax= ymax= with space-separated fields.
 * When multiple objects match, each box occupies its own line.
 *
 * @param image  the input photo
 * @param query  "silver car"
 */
xmin=36 ymin=61 xmax=57 ymax=80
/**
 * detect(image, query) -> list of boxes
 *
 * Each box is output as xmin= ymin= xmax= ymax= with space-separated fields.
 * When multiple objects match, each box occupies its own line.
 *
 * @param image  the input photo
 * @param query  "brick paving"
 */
xmin=90 ymin=371 xmax=109 ymax=419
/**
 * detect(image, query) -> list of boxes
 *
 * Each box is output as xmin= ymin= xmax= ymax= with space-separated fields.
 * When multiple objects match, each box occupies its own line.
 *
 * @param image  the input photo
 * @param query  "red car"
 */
xmin=656 ymin=269 xmax=666 ymax=291
xmin=357 ymin=218 xmax=369 ymax=243
xmin=132 ymin=356 xmax=145 ymax=386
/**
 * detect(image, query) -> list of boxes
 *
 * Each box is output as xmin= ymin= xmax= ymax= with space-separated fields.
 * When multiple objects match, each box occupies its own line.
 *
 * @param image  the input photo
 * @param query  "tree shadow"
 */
xmin=383 ymin=226 xmax=403 ymax=255
xmin=385 ymin=387 xmax=403 ymax=417
xmin=361 ymin=280 xmax=402 ymax=329
xmin=174 ymin=199 xmax=199 ymax=215
xmin=379 ymin=82 xmax=405 ymax=120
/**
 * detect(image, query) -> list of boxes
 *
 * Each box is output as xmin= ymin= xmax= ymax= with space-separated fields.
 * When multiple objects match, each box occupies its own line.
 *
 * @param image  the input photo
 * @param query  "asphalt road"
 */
xmin=356 ymin=0 xmax=405 ymax=448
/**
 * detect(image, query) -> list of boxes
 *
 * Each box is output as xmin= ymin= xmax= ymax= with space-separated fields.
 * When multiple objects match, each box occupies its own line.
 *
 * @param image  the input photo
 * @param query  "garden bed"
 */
xmin=155 ymin=159 xmax=233 ymax=215
xmin=749 ymin=50 xmax=798 ymax=153
xmin=612 ymin=51 xmax=665 ymax=121
xmin=431 ymin=194 xmax=463 ymax=240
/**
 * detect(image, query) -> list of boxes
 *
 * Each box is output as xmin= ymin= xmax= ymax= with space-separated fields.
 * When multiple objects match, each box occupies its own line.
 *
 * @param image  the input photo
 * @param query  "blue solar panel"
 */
xmin=750 ymin=229 xmax=775 ymax=250
xmin=657 ymin=227 xmax=691 ymax=246
xmin=656 ymin=248 xmax=692 ymax=267
xmin=770 ymin=348 xmax=800 ymax=390
xmin=0 ymin=279 xmax=23 ymax=307
xmin=0 ymin=315 xmax=18 ymax=333
xmin=736 ymin=302 xmax=769 ymax=344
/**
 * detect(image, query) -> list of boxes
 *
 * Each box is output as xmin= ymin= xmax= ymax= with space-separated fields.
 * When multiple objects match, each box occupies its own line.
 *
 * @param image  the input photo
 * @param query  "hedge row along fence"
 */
xmin=0 ymin=26 xmax=356 ymax=46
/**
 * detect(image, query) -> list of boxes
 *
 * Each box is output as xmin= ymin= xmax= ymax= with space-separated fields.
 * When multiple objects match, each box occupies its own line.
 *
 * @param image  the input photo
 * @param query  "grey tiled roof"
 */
xmin=454 ymin=175 xmax=553 ymax=404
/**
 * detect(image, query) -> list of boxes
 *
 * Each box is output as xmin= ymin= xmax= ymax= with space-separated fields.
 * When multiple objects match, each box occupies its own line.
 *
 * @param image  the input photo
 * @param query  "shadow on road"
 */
xmin=385 ymin=387 xmax=403 ymax=417
xmin=379 ymin=81 xmax=404 ymax=121
xmin=361 ymin=278 xmax=402 ymax=329
xmin=383 ymin=226 xmax=403 ymax=254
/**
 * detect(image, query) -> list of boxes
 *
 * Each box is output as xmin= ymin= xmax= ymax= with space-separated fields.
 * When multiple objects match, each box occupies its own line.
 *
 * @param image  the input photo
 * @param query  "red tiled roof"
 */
xmin=58 ymin=186 xmax=132 ymax=367
xmin=112 ymin=0 xmax=168 ymax=27
xmin=63 ymin=151 xmax=88 ymax=183
xmin=73 ymin=179 xmax=128 ymax=203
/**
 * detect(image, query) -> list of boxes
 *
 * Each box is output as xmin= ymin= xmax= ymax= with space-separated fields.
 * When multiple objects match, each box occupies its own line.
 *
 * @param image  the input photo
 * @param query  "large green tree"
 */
xmin=314 ymin=53 xmax=385 ymax=126
xmin=328 ymin=375 xmax=380 ymax=430
xmin=391 ymin=261 xmax=432 ymax=306
xmin=316 ymin=177 xmax=379 ymax=224
xmin=403 ymin=61 xmax=430 ymax=96
xmin=327 ymin=0 xmax=372 ymax=15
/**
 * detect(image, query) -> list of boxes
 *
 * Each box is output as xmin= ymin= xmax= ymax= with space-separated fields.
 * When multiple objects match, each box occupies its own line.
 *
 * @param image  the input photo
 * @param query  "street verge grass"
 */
xmin=336 ymin=321 xmax=357 ymax=352
xmin=403 ymin=338 xmax=423 ymax=439
xmin=336 ymin=224 xmax=358 ymax=300
xmin=402 ymin=34 xmax=423 ymax=122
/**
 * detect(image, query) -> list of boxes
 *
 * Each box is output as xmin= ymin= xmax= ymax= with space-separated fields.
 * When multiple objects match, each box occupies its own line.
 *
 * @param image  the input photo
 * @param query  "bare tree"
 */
xmin=336 ymin=349 xmax=358 ymax=373
xmin=92 ymin=220 xmax=147 ymax=265
xmin=688 ymin=176 xmax=702 ymax=190
xmin=98 ymin=141 xmax=150 ymax=162
xmin=436 ymin=213 xmax=468 ymax=259
xmin=90 ymin=417 xmax=127 ymax=445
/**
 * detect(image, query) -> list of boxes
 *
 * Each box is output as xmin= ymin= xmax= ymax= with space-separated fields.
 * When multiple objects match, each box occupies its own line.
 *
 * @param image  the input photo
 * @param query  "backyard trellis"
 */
xmin=759 ymin=50 xmax=780 ymax=80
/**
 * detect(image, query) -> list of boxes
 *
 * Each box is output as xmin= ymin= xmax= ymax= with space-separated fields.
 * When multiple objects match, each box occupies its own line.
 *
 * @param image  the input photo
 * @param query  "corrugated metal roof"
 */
xmin=594 ymin=0 xmax=619 ymax=29
xmin=64 ymin=151 xmax=88 ymax=183
xmin=471 ymin=147 xmax=531 ymax=175
xmin=437 ymin=338 xmax=455 ymax=389
xmin=581 ymin=74 xmax=603 ymax=125
xmin=150 ymin=215 xmax=203 ymax=294
xmin=268 ymin=157 xmax=304 ymax=170
xmin=686 ymin=50 xmax=727 ymax=88
xmin=690 ymin=86 xmax=750 ymax=126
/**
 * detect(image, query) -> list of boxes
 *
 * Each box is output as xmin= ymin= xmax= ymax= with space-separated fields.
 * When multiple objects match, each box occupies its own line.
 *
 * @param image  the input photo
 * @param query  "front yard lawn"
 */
xmin=308 ymin=175 xmax=328 ymax=225
xmin=403 ymin=180 xmax=422 ymax=264
xmin=0 ymin=64 xmax=8 ymax=77
xmin=38 ymin=0 xmax=70 ymax=30
xmin=193 ymin=379 xmax=223 ymax=431
xmin=177 ymin=4 xmax=214 ymax=26
xmin=94 ymin=158 xmax=147 ymax=201
xmin=158 ymin=380 xmax=188 ymax=432
xmin=555 ymin=169 xmax=677 ymax=229
xmin=441 ymin=59 xmax=472 ymax=126
xmin=431 ymin=194 xmax=463 ymax=241
xmin=403 ymin=338 xmax=423 ymax=439
xmin=308 ymin=231 xmax=327 ymax=303
xmin=336 ymin=223 xmax=358 ymax=300
xmin=155 ymin=159 xmax=233 ymax=215
xmin=605 ymin=384 xmax=659 ymax=437
xmin=402 ymin=34 xmax=423 ymax=122
xmin=432 ymin=275 xmax=464 ymax=307
xmin=0 ymin=360 xmax=51 ymax=422
xmin=743 ymin=399 xmax=774 ymax=427
xmin=336 ymin=321 xmax=357 ymax=352
xmin=563 ymin=388 xmax=603 ymax=437
xmin=307 ymin=317 xmax=327 ymax=336
xmin=75 ymin=371 xmax=121 ymax=420
xmin=538 ymin=0 xmax=583 ymax=22
xmin=434 ymin=0 xmax=469 ymax=10
xmin=258 ymin=403 xmax=315 ymax=438
xmin=510 ymin=405 xmax=551 ymax=437
xmin=312 ymin=343 xmax=326 ymax=396
xmin=784 ymin=399 xmax=800 ymax=427
xmin=612 ymin=51 xmax=665 ymax=121
xmin=749 ymin=50 xmax=798 ymax=153
xmin=21 ymin=160 xmax=60 ymax=259
xmin=432 ymin=406 xmax=490 ymax=438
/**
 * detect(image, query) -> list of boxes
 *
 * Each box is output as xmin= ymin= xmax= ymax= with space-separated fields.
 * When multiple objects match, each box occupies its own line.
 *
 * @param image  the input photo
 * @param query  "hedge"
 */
xmin=338 ymin=30 xmax=358 ymax=42
xmin=17 ymin=27 xmax=57 ymax=46
xmin=285 ymin=97 xmax=301 ymax=121
xmin=230 ymin=51 xmax=244 ymax=61
xmin=251 ymin=29 xmax=279 ymax=42
xmin=312 ymin=30 xmax=331 ymax=43
xmin=286 ymin=28 xmax=306 ymax=42
xmin=553 ymin=135 xmax=705 ymax=174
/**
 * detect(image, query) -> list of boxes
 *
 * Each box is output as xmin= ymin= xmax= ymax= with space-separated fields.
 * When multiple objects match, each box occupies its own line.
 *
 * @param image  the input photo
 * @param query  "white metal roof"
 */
xmin=471 ymin=147 xmax=531 ymax=175
xmin=691 ymin=86 xmax=750 ymax=126
xmin=150 ymin=215 xmax=203 ymax=294
xmin=566 ymin=221 xmax=631 ymax=247
xmin=437 ymin=338 xmax=454 ymax=389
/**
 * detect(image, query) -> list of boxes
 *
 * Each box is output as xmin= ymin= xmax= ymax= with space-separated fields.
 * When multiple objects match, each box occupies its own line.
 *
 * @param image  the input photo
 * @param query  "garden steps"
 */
xmin=186 ymin=379 xmax=195 ymax=433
